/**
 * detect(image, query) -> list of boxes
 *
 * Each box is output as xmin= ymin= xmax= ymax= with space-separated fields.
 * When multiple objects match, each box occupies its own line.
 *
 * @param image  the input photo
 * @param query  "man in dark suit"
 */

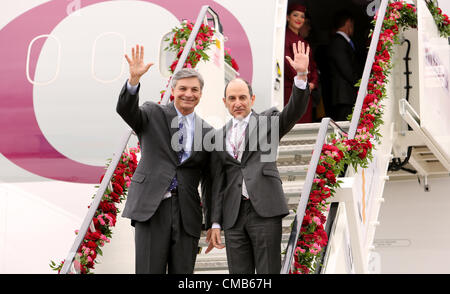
xmin=328 ymin=10 xmax=361 ymax=121
xmin=206 ymin=41 xmax=310 ymax=274
xmin=116 ymin=45 xmax=213 ymax=274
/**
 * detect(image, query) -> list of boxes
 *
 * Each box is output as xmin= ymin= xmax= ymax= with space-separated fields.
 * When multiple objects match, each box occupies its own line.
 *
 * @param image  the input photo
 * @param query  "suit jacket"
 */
xmin=328 ymin=33 xmax=360 ymax=106
xmin=116 ymin=82 xmax=213 ymax=238
xmin=211 ymin=83 xmax=310 ymax=230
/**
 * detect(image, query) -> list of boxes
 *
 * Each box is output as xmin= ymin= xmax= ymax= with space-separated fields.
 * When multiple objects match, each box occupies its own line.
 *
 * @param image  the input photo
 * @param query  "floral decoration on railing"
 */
xmin=50 ymin=147 xmax=139 ymax=274
xmin=160 ymin=20 xmax=215 ymax=102
xmin=225 ymin=47 xmax=239 ymax=72
xmin=291 ymin=0 xmax=449 ymax=274
xmin=159 ymin=20 xmax=240 ymax=102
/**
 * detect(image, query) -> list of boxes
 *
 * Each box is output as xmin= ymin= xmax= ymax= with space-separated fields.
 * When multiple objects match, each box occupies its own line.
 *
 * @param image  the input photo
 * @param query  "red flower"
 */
xmin=358 ymin=148 xmax=368 ymax=159
xmin=231 ymin=58 xmax=239 ymax=71
xmin=316 ymin=165 xmax=326 ymax=174
xmin=372 ymin=64 xmax=383 ymax=73
xmin=86 ymin=241 xmax=97 ymax=249
xmin=113 ymin=182 xmax=123 ymax=194
xmin=325 ymin=170 xmax=336 ymax=184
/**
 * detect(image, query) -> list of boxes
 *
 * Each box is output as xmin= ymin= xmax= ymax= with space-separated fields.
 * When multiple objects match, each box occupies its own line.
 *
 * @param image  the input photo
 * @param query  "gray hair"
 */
xmin=171 ymin=68 xmax=205 ymax=90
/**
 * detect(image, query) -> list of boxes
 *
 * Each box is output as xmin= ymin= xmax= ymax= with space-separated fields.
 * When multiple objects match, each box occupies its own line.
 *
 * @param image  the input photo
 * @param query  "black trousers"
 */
xmin=134 ymin=191 xmax=199 ymax=274
xmin=224 ymin=197 xmax=282 ymax=274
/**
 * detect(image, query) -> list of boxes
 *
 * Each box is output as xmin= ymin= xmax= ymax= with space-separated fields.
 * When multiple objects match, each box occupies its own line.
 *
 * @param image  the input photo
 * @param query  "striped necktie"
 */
xmin=167 ymin=117 xmax=187 ymax=192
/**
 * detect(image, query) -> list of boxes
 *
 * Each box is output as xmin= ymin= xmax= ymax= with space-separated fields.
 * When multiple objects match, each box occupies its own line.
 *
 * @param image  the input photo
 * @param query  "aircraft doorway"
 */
xmin=285 ymin=0 xmax=375 ymax=122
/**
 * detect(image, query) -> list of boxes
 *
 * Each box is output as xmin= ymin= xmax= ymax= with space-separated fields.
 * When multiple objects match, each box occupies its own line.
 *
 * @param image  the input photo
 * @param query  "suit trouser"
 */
xmin=224 ymin=197 xmax=282 ymax=274
xmin=134 ymin=191 xmax=199 ymax=274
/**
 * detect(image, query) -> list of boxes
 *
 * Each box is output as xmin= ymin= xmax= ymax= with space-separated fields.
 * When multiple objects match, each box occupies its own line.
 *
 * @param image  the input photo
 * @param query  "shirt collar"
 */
xmin=174 ymin=106 xmax=195 ymax=126
xmin=336 ymin=31 xmax=351 ymax=43
xmin=232 ymin=111 xmax=252 ymax=127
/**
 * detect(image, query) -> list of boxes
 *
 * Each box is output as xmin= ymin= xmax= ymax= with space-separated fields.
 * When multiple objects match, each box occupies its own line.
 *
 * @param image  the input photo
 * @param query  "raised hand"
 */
xmin=125 ymin=44 xmax=154 ymax=86
xmin=285 ymin=41 xmax=310 ymax=77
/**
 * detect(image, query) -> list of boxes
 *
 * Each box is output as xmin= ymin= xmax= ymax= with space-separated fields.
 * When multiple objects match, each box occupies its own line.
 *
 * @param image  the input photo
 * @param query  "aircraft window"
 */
xmin=26 ymin=34 xmax=61 ymax=86
xmin=91 ymin=32 xmax=126 ymax=83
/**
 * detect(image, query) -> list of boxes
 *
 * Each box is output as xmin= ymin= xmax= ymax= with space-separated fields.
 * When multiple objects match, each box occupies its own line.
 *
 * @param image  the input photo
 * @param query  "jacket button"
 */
xmin=238 ymin=183 xmax=242 ymax=187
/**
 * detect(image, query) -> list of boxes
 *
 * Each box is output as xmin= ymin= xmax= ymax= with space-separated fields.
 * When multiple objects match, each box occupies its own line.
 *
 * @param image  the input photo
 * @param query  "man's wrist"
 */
xmin=128 ymin=76 xmax=140 ymax=86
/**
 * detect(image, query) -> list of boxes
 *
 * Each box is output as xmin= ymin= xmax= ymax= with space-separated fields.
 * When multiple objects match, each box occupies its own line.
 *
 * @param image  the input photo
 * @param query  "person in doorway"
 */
xmin=116 ymin=45 xmax=213 ymax=274
xmin=328 ymin=10 xmax=361 ymax=121
xmin=206 ymin=41 xmax=310 ymax=274
xmin=284 ymin=4 xmax=318 ymax=123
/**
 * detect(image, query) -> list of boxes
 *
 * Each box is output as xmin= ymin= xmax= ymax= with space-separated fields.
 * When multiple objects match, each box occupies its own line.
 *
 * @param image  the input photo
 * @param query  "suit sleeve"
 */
xmin=116 ymin=81 xmax=150 ymax=134
xmin=278 ymin=82 xmax=310 ymax=138
xmin=209 ymin=151 xmax=225 ymax=227
xmin=201 ymin=152 xmax=213 ymax=229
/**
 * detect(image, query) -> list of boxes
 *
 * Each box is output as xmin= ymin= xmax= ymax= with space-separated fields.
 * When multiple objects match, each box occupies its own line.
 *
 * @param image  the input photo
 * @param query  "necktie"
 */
xmin=232 ymin=120 xmax=246 ymax=161
xmin=178 ymin=116 xmax=187 ymax=162
xmin=167 ymin=117 xmax=187 ymax=192
xmin=349 ymin=39 xmax=355 ymax=50
xmin=231 ymin=120 xmax=249 ymax=199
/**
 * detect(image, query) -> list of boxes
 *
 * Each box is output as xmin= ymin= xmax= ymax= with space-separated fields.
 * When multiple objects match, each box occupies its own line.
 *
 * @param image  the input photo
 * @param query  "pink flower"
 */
xmin=310 ymin=248 xmax=319 ymax=255
xmin=313 ymin=216 xmax=322 ymax=226
xmin=297 ymin=247 xmax=306 ymax=254
xmin=98 ymin=215 xmax=106 ymax=226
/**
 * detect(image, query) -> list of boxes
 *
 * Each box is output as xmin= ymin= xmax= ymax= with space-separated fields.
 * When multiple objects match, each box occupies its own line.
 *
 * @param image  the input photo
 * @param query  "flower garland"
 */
xmin=291 ymin=0 xmax=449 ymax=274
xmin=224 ymin=47 xmax=239 ymax=72
xmin=159 ymin=21 xmax=240 ymax=102
xmin=160 ymin=20 xmax=215 ymax=102
xmin=50 ymin=147 xmax=140 ymax=274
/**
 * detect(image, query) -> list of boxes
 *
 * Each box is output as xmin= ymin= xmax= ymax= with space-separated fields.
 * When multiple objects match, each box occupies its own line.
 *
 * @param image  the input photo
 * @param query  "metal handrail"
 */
xmin=348 ymin=0 xmax=389 ymax=139
xmin=60 ymin=130 xmax=133 ymax=274
xmin=281 ymin=117 xmax=344 ymax=274
xmin=60 ymin=5 xmax=213 ymax=274
xmin=280 ymin=0 xmax=389 ymax=274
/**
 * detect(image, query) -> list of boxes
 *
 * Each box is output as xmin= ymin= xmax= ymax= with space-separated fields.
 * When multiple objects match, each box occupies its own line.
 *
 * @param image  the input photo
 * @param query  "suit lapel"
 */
xmin=241 ymin=111 xmax=258 ymax=163
xmin=163 ymin=102 xmax=179 ymax=162
xmin=222 ymin=119 xmax=241 ymax=164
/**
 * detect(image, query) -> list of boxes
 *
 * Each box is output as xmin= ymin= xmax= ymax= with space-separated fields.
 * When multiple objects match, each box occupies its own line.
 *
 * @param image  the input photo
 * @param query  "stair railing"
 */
xmin=280 ymin=0 xmax=389 ymax=274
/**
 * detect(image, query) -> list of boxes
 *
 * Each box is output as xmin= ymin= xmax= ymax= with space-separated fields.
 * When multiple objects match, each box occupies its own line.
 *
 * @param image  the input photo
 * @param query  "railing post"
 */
xmin=348 ymin=0 xmax=389 ymax=139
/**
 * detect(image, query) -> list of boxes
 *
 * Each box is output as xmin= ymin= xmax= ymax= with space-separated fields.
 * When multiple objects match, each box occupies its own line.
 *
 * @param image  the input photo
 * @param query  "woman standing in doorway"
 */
xmin=284 ymin=4 xmax=318 ymax=123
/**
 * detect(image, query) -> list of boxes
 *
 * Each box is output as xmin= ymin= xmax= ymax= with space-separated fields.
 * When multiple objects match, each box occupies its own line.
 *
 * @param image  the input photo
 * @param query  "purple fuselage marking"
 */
xmin=0 ymin=0 xmax=252 ymax=183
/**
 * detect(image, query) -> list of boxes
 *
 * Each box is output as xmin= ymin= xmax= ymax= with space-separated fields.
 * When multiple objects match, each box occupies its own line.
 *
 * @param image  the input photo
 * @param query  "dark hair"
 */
xmin=224 ymin=78 xmax=253 ymax=98
xmin=333 ymin=10 xmax=354 ymax=30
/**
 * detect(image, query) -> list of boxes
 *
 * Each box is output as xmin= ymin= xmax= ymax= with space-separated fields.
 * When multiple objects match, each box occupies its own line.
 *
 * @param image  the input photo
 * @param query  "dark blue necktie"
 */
xmin=167 ymin=118 xmax=186 ymax=192
xmin=349 ymin=39 xmax=355 ymax=51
